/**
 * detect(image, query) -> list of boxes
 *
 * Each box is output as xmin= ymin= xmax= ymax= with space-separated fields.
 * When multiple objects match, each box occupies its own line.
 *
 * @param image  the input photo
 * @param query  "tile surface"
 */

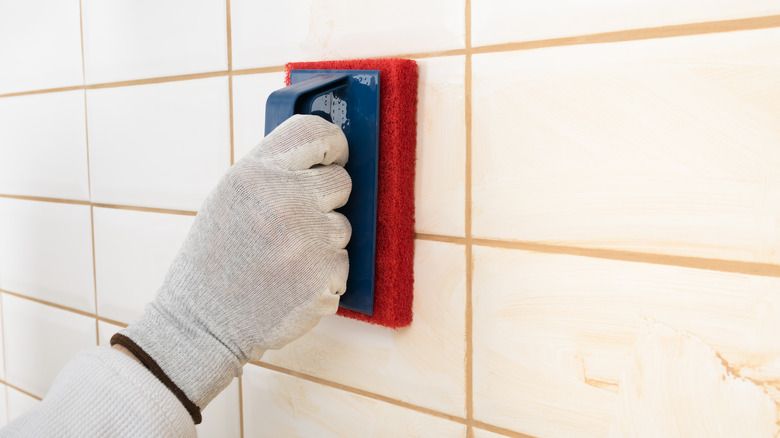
xmin=472 ymin=28 xmax=780 ymax=264
xmin=94 ymin=207 xmax=194 ymax=323
xmin=198 ymin=379 xmax=241 ymax=438
xmin=609 ymin=322 xmax=777 ymax=437
xmin=87 ymin=77 xmax=231 ymax=211
xmin=3 ymin=295 xmax=96 ymax=398
xmin=472 ymin=0 xmax=780 ymax=47
xmin=414 ymin=56 xmax=466 ymax=236
xmin=0 ymin=0 xmax=83 ymax=94
xmin=97 ymin=321 xmax=125 ymax=347
xmin=262 ymin=240 xmax=466 ymax=416
xmin=473 ymin=429 xmax=509 ymax=438
xmin=230 ymin=0 xmax=465 ymax=69
xmin=0 ymin=199 xmax=94 ymax=312
xmin=0 ymin=385 xmax=7 ymax=427
xmin=242 ymin=365 xmax=467 ymax=438
xmin=6 ymin=387 xmax=40 ymax=423
xmin=472 ymin=245 xmax=780 ymax=437
xmin=0 ymin=90 xmax=89 ymax=200
xmin=231 ymin=72 xmax=286 ymax=162
xmin=81 ymin=0 xmax=227 ymax=84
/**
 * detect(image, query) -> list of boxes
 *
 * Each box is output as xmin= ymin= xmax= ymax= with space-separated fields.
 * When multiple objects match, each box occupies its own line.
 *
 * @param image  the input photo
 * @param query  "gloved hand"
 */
xmin=111 ymin=115 xmax=352 ymax=423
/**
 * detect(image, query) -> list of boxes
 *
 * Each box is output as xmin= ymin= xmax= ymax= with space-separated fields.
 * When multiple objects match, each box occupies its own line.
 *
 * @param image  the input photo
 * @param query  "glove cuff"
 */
xmin=110 ymin=333 xmax=202 ymax=424
xmin=111 ymin=305 xmax=244 ymax=424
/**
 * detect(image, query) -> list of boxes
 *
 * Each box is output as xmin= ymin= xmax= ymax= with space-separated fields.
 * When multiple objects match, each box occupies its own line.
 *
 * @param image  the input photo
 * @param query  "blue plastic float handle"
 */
xmin=263 ymin=70 xmax=380 ymax=316
xmin=264 ymin=74 xmax=349 ymax=135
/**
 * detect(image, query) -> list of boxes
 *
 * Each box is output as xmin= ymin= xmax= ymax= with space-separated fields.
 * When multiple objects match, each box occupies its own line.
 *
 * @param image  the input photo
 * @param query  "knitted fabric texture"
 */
xmin=114 ymin=115 xmax=352 ymax=417
xmin=1 ymin=347 xmax=196 ymax=437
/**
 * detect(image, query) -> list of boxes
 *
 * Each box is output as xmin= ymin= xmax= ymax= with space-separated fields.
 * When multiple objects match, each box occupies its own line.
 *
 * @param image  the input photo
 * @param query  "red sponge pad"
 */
xmin=286 ymin=59 xmax=418 ymax=329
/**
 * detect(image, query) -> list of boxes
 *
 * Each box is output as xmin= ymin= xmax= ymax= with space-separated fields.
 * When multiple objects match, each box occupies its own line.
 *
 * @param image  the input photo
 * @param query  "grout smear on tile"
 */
xmin=609 ymin=320 xmax=779 ymax=438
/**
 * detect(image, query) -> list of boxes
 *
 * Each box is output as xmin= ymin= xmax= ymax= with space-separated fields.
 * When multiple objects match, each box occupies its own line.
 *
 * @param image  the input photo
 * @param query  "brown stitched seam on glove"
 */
xmin=110 ymin=333 xmax=202 ymax=425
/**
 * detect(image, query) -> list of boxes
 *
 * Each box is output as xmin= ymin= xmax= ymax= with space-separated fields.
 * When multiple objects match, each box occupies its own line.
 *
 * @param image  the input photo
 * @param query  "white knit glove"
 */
xmin=111 ymin=115 xmax=352 ymax=423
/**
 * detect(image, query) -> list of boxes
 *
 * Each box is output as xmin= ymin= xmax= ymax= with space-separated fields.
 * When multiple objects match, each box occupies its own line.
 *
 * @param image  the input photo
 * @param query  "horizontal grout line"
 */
xmin=231 ymin=65 xmax=287 ymax=76
xmin=0 ymin=289 xmax=97 ymax=319
xmin=415 ymin=233 xmax=467 ymax=244
xmin=97 ymin=316 xmax=129 ymax=328
xmin=0 ymin=14 xmax=777 ymax=100
xmin=91 ymin=203 xmax=197 ymax=216
xmin=0 ymin=194 xmax=197 ymax=216
xmin=250 ymin=361 xmax=468 ymax=425
xmin=472 ymin=420 xmax=537 ymax=438
xmin=84 ymin=71 xmax=229 ymax=90
xmin=0 ymin=379 xmax=43 ymax=401
xmin=471 ymin=14 xmax=780 ymax=54
xmin=416 ymin=233 xmax=780 ymax=278
xmin=471 ymin=238 xmax=780 ymax=278
xmin=0 ymin=85 xmax=84 ymax=99
xmin=0 ymin=193 xmax=90 ymax=206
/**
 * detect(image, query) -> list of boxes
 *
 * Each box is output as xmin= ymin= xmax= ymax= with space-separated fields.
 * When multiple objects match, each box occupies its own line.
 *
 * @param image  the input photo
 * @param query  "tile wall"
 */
xmin=1 ymin=1 xmax=779 ymax=437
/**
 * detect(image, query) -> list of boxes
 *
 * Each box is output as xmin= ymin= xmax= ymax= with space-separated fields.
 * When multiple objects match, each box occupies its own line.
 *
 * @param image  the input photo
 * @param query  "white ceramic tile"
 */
xmin=230 ymin=0 xmax=465 ymax=69
xmin=262 ymin=240 xmax=466 ymax=416
xmin=0 ymin=90 xmax=89 ymax=200
xmin=6 ymin=387 xmax=39 ymax=423
xmin=231 ymin=72 xmax=286 ymax=162
xmin=97 ymin=320 xmax=124 ymax=347
xmin=0 ymin=199 xmax=94 ymax=312
xmin=472 ymin=28 xmax=780 ymax=264
xmin=0 ymin=385 xmax=7 ymax=427
xmin=0 ymin=0 xmax=83 ymax=94
xmin=81 ymin=0 xmax=227 ymax=84
xmin=94 ymin=207 xmax=194 ymax=323
xmin=610 ymin=322 xmax=778 ymax=437
xmin=472 ymin=246 xmax=780 ymax=437
xmin=243 ymin=365 xmax=466 ymax=438
xmin=198 ymin=379 xmax=241 ymax=438
xmin=3 ymin=294 xmax=96 ymax=398
xmin=87 ymin=77 xmax=231 ymax=211
xmin=472 ymin=0 xmax=780 ymax=47
xmin=414 ymin=56 xmax=465 ymax=236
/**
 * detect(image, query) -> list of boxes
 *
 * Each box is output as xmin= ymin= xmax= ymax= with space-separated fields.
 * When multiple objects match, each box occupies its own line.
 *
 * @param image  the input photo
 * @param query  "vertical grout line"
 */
xmin=79 ymin=0 xmax=100 ymax=348
xmin=226 ymin=2 xmax=242 ymax=435
xmin=229 ymin=76 xmax=235 ymax=166
xmin=464 ymin=0 xmax=474 ymax=436
xmin=226 ymin=0 xmax=235 ymax=166
xmin=90 ymin=205 xmax=100 ymax=346
xmin=238 ymin=376 xmax=244 ymax=438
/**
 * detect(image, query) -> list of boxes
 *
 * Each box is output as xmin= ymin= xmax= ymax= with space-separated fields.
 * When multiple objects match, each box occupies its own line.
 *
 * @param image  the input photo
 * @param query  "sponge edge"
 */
xmin=286 ymin=59 xmax=418 ymax=329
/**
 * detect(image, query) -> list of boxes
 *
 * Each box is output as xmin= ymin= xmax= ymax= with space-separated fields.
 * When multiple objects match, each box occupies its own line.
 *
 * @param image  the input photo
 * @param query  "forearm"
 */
xmin=0 ymin=347 xmax=196 ymax=438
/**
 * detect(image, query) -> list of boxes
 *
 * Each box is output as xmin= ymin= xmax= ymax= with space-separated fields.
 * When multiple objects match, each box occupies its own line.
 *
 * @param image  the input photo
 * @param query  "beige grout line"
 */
xmin=470 ymin=238 xmax=780 ymax=278
xmin=97 ymin=315 xmax=128 ymax=328
xmin=250 ymin=361 xmax=468 ymax=425
xmin=0 ymin=85 xmax=84 ymax=99
xmin=85 ymin=70 xmax=230 ymax=90
xmin=230 ymin=65 xmax=287 ymax=76
xmin=0 ymin=13 xmax=777 ymax=101
xmin=417 ymin=233 xmax=780 ymax=278
xmin=238 ymin=376 xmax=245 ymax=438
xmin=472 ymin=420 xmax=537 ymax=438
xmin=225 ymin=3 xmax=243 ymax=434
xmin=0 ymin=379 xmax=42 ymax=402
xmin=226 ymin=0 xmax=235 ymax=167
xmin=470 ymin=14 xmax=780 ymax=55
xmin=0 ymin=193 xmax=90 ymax=206
xmin=90 ymin=205 xmax=100 ymax=346
xmin=91 ymin=203 xmax=197 ymax=216
xmin=464 ymin=1 xmax=474 ymax=436
xmin=0 ymin=290 xmax=97 ymax=320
